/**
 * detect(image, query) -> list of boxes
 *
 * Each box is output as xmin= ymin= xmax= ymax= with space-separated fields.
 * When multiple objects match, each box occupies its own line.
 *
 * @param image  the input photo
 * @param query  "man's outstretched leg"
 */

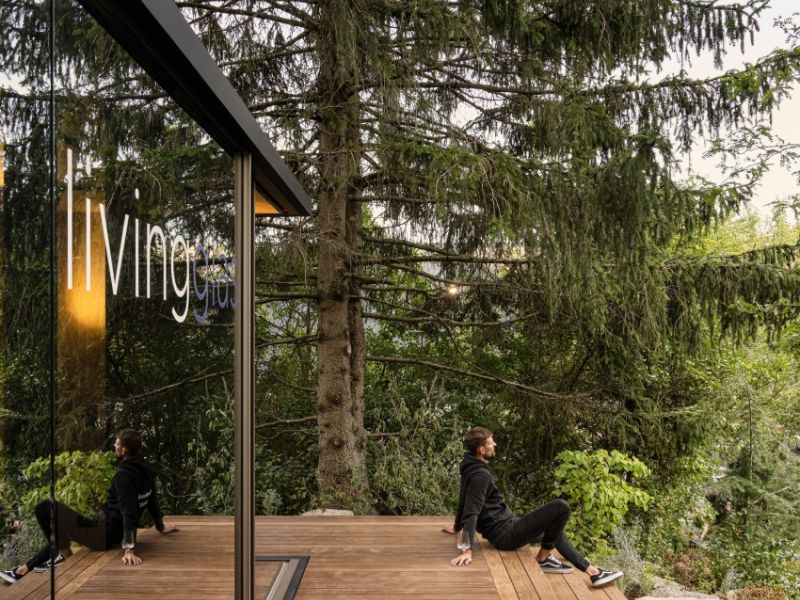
xmin=1 ymin=500 xmax=103 ymax=585
xmin=496 ymin=499 xmax=624 ymax=588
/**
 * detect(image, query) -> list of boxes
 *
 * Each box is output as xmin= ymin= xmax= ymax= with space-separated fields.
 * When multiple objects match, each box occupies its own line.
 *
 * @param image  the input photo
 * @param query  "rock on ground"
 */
xmin=300 ymin=508 xmax=355 ymax=516
xmin=636 ymin=576 xmax=720 ymax=599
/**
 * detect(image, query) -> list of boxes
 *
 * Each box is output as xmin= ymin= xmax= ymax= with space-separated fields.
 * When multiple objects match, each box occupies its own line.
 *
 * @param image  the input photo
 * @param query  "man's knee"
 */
xmin=34 ymin=499 xmax=53 ymax=517
xmin=550 ymin=498 xmax=570 ymax=517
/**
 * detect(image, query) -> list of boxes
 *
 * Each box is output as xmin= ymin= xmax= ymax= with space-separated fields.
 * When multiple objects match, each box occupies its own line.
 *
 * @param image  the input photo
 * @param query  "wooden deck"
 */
xmin=3 ymin=516 xmax=627 ymax=599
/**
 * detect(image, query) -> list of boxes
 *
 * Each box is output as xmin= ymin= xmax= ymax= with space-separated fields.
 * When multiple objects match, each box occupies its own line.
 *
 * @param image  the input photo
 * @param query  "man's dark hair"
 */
xmin=116 ymin=428 xmax=142 ymax=457
xmin=464 ymin=427 xmax=493 ymax=455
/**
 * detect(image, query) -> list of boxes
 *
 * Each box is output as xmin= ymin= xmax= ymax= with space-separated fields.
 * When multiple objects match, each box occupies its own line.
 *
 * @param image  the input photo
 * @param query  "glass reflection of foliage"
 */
xmin=1 ymin=0 xmax=54 ymax=545
xmin=51 ymin=0 xmax=235 ymax=513
xmin=1 ymin=0 xmax=236 ymax=532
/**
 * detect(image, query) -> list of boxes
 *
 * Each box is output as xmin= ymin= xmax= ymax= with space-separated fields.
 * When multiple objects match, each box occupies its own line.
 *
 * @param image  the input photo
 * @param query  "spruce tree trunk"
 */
xmin=315 ymin=2 xmax=370 ymax=511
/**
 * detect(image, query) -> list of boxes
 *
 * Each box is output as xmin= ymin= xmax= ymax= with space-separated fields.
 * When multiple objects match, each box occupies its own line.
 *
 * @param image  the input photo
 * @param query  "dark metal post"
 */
xmin=48 ymin=1 xmax=58 ymax=597
xmin=234 ymin=153 xmax=255 ymax=600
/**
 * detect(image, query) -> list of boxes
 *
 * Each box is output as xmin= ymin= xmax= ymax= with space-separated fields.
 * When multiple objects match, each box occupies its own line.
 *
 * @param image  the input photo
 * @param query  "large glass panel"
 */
xmin=1 ymin=0 xmax=56 ymax=592
xmin=52 ymin=1 xmax=236 ymax=596
xmin=4 ymin=2 xmax=238 ymax=597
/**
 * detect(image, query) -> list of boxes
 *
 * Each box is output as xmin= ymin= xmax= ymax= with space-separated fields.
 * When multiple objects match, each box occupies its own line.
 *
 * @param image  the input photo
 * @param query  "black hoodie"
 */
xmin=453 ymin=454 xmax=513 ymax=549
xmin=102 ymin=456 xmax=164 ymax=542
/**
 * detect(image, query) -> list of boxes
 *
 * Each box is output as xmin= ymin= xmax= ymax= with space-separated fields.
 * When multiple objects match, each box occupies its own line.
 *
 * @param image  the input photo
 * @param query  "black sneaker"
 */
xmin=0 ymin=567 xmax=24 ymax=584
xmin=590 ymin=568 xmax=623 ymax=587
xmin=537 ymin=554 xmax=574 ymax=573
xmin=33 ymin=553 xmax=65 ymax=572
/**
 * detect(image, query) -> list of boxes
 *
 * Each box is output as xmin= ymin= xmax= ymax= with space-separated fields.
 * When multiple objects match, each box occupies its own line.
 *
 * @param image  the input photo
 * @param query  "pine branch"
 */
xmin=679 ymin=0 xmax=766 ymax=18
xmin=256 ymin=292 xmax=319 ymax=303
xmin=358 ymin=254 xmax=528 ymax=265
xmin=362 ymin=234 xmax=461 ymax=256
xmin=256 ymin=415 xmax=317 ymax=429
xmin=255 ymin=334 xmax=317 ymax=347
xmin=357 ymin=265 xmax=493 ymax=288
xmin=366 ymin=355 xmax=587 ymax=400
xmin=176 ymin=1 xmax=313 ymax=28
xmin=363 ymin=311 xmax=536 ymax=328
xmin=109 ymin=336 xmax=315 ymax=402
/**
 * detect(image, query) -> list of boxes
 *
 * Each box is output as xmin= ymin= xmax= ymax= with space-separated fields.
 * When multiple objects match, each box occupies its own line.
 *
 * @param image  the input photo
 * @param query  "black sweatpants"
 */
xmin=25 ymin=500 xmax=119 ymax=570
xmin=488 ymin=499 xmax=591 ymax=571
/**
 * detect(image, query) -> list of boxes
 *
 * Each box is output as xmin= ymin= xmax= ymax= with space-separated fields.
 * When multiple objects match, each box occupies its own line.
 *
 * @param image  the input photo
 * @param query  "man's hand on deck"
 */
xmin=122 ymin=549 xmax=142 ymax=566
xmin=160 ymin=524 xmax=179 ymax=534
xmin=441 ymin=525 xmax=456 ymax=535
xmin=451 ymin=550 xmax=472 ymax=567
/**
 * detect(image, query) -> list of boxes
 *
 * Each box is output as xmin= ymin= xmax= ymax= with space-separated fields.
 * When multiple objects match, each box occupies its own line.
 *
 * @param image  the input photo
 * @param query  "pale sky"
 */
xmin=664 ymin=0 xmax=800 ymax=221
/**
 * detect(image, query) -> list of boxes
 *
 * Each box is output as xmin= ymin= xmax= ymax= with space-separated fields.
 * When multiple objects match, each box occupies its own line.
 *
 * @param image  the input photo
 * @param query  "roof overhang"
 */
xmin=76 ymin=0 xmax=312 ymax=217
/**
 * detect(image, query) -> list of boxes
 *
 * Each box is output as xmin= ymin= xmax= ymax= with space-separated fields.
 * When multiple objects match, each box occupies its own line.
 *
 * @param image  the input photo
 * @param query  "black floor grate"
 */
xmin=257 ymin=556 xmax=309 ymax=600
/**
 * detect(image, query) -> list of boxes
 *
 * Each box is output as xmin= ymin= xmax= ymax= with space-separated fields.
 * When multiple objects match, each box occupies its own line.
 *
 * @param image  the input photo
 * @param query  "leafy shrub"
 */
xmin=592 ymin=525 xmax=655 ymax=599
xmin=368 ymin=396 xmax=463 ymax=515
xmin=0 ymin=451 xmax=114 ymax=570
xmin=187 ymin=386 xmax=286 ymax=515
xmin=554 ymin=449 xmax=652 ymax=549
xmin=729 ymin=587 xmax=789 ymax=600
xmin=639 ymin=455 xmax=716 ymax=561
xmin=0 ymin=518 xmax=45 ymax=571
xmin=22 ymin=451 xmax=115 ymax=515
xmin=666 ymin=548 xmax=716 ymax=593
xmin=709 ymin=534 xmax=800 ymax=597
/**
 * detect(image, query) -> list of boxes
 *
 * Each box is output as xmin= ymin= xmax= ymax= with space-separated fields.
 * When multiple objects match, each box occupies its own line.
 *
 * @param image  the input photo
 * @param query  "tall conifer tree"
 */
xmin=174 ymin=0 xmax=800 ymax=509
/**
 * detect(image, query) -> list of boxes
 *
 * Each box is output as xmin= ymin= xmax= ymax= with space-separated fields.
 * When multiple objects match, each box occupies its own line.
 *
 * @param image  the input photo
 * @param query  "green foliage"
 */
xmin=665 ymin=548 xmax=717 ymax=593
xmin=0 ymin=518 xmax=44 ymax=572
xmin=368 ymin=394 xmax=463 ymax=515
xmin=639 ymin=455 xmax=717 ymax=560
xmin=710 ymin=535 xmax=800 ymax=597
xmin=554 ymin=449 xmax=652 ymax=549
xmin=187 ymin=383 xmax=286 ymax=516
xmin=21 ymin=451 xmax=115 ymax=516
xmin=592 ymin=525 xmax=656 ymax=599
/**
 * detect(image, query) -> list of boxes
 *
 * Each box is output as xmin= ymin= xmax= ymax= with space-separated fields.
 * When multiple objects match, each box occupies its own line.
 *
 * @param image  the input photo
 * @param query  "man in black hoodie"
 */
xmin=444 ymin=427 xmax=623 ymax=588
xmin=1 ymin=429 xmax=178 ymax=584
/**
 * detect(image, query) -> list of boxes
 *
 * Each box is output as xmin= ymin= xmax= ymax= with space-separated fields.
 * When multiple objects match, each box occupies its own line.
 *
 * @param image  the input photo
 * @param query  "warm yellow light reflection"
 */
xmin=255 ymin=187 xmax=280 ymax=215
xmin=64 ymin=287 xmax=106 ymax=331
xmin=62 ymin=198 xmax=106 ymax=331
xmin=56 ymin=145 xmax=107 ymax=450
xmin=0 ymin=141 xmax=5 ymax=188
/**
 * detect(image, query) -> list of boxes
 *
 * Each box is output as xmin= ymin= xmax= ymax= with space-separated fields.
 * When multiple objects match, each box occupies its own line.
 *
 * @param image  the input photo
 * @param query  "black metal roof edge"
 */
xmin=75 ymin=0 xmax=312 ymax=217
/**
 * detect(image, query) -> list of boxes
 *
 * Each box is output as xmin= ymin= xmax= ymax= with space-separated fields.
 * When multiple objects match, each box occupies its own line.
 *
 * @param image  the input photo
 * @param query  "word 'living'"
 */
xmin=65 ymin=149 xmax=236 ymax=324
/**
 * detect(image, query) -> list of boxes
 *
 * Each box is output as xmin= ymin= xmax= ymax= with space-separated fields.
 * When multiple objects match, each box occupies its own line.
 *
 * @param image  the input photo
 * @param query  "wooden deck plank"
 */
xmin=27 ymin=547 xmax=106 ymax=600
xmin=602 ymin=580 xmax=629 ymax=600
xmin=2 ymin=516 xmax=627 ymax=599
xmin=515 ymin=546 xmax=557 ymax=600
xmin=56 ymin=551 xmax=117 ymax=599
xmin=519 ymin=545 xmax=582 ymax=600
xmin=479 ymin=536 xmax=519 ymax=600
xmin=14 ymin=547 xmax=93 ymax=600
xmin=499 ymin=549 xmax=541 ymax=600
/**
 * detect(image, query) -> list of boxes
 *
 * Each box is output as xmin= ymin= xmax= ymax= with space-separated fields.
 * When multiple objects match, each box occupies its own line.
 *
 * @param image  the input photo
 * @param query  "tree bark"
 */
xmin=314 ymin=1 xmax=371 ymax=512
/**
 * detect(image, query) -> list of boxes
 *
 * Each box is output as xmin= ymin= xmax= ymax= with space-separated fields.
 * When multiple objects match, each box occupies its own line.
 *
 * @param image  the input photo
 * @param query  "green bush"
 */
xmin=0 ymin=451 xmax=115 ymax=569
xmin=22 ymin=451 xmax=116 ymax=516
xmin=368 ymin=396 xmax=463 ymax=515
xmin=0 ymin=518 xmax=45 ymax=571
xmin=554 ymin=449 xmax=652 ymax=549
xmin=592 ymin=525 xmax=656 ymax=598
xmin=188 ymin=386 xmax=287 ymax=515
xmin=666 ymin=548 xmax=717 ymax=593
